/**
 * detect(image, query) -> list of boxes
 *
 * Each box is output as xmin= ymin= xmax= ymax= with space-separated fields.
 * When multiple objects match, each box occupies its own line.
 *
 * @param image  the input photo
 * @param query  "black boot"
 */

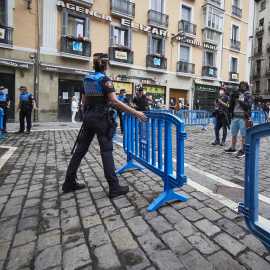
xmin=62 ymin=179 xmax=85 ymax=193
xmin=109 ymin=185 xmax=129 ymax=198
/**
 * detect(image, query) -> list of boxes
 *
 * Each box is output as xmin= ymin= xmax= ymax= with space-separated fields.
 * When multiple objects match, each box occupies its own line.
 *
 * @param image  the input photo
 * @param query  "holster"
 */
xmin=107 ymin=109 xmax=118 ymax=138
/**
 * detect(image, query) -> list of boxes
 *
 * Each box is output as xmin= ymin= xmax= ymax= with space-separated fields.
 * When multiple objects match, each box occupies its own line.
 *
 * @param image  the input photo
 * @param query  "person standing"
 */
xmin=62 ymin=53 xmax=147 ymax=197
xmin=212 ymin=87 xmax=230 ymax=146
xmin=133 ymin=87 xmax=152 ymax=111
xmin=15 ymin=86 xmax=38 ymax=134
xmin=117 ymin=89 xmax=132 ymax=134
xmin=0 ymin=85 xmax=10 ymax=134
xmin=194 ymin=99 xmax=201 ymax=110
xmin=71 ymin=96 xmax=79 ymax=123
xmin=184 ymin=100 xmax=189 ymax=110
xmin=224 ymin=81 xmax=252 ymax=158
xmin=169 ymin=98 xmax=176 ymax=113
xmin=179 ymin=100 xmax=184 ymax=110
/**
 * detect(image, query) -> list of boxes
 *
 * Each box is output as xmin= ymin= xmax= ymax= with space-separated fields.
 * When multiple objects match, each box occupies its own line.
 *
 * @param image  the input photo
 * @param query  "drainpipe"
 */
xmin=34 ymin=0 xmax=41 ymax=122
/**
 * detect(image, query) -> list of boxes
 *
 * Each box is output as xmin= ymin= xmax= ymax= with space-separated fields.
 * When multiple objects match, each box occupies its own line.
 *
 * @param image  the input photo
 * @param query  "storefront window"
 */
xmin=0 ymin=0 xmax=5 ymax=24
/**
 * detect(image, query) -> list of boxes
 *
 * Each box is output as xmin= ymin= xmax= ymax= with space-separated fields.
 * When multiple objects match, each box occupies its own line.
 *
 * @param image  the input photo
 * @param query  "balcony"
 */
xmin=232 ymin=5 xmax=242 ymax=18
xmin=109 ymin=46 xmax=133 ymax=65
xmin=229 ymin=72 xmax=239 ymax=81
xmin=230 ymin=39 xmax=240 ymax=51
xmin=110 ymin=0 xmax=135 ymax=19
xmin=177 ymin=61 xmax=195 ymax=74
xmin=0 ymin=24 xmax=13 ymax=46
xmin=148 ymin=10 xmax=169 ymax=30
xmin=179 ymin=20 xmax=197 ymax=38
xmin=254 ymin=46 xmax=263 ymax=55
xmin=267 ymin=42 xmax=270 ymax=52
xmin=206 ymin=0 xmax=221 ymax=5
xmin=146 ymin=55 xmax=167 ymax=71
xmin=255 ymin=25 xmax=264 ymax=36
xmin=202 ymin=66 xmax=217 ymax=78
xmin=61 ymin=36 xmax=91 ymax=58
xmin=253 ymin=69 xmax=261 ymax=77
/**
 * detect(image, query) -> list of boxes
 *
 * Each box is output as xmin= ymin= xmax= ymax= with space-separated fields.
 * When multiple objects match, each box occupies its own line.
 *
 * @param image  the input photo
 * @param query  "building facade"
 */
xmin=252 ymin=0 xmax=270 ymax=104
xmin=0 ymin=0 xmax=254 ymax=122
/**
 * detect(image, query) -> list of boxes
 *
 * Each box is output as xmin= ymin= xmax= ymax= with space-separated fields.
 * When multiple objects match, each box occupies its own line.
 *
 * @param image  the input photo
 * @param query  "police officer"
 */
xmin=117 ymin=89 xmax=133 ymax=133
xmin=62 ymin=53 xmax=147 ymax=198
xmin=15 ymin=86 xmax=38 ymax=134
xmin=0 ymin=85 xmax=10 ymax=134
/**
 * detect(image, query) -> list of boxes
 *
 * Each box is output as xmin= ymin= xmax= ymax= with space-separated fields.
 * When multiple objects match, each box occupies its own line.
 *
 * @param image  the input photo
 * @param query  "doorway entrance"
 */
xmin=0 ymin=73 xmax=15 ymax=122
xmin=58 ymin=79 xmax=83 ymax=120
xmin=169 ymin=88 xmax=187 ymax=111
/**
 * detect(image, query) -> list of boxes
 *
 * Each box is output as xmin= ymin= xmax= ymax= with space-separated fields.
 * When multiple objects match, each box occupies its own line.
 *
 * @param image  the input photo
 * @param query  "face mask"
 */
xmin=123 ymin=93 xmax=126 ymax=96
xmin=20 ymin=90 xmax=23 ymax=94
xmin=240 ymin=88 xmax=246 ymax=92
xmin=143 ymin=91 xmax=146 ymax=95
xmin=219 ymin=90 xmax=224 ymax=95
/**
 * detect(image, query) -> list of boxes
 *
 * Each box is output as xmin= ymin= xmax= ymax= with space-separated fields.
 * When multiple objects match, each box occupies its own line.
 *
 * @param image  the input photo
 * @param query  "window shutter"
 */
xmin=212 ymin=52 xmax=215 ymax=67
xmin=5 ymin=0 xmax=8 ymax=25
xmin=85 ymin=17 xmax=90 ymax=39
xmin=62 ymin=9 xmax=68 ymax=35
xmin=203 ymin=50 xmax=206 ymax=66
xmin=127 ymin=28 xmax=132 ymax=49
xmin=110 ymin=24 xmax=115 ymax=46
xmin=161 ymin=37 xmax=165 ymax=56
xmin=147 ymin=33 xmax=152 ymax=54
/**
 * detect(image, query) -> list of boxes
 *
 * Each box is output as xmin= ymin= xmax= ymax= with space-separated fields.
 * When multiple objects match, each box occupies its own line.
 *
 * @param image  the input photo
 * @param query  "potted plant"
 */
xmin=150 ymin=53 xmax=165 ymax=58
xmin=111 ymin=44 xmax=131 ymax=52
xmin=63 ymin=34 xmax=91 ymax=43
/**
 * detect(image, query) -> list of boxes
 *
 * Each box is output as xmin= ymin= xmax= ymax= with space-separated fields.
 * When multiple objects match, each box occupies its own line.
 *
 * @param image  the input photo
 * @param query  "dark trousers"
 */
xmin=66 ymin=110 xmax=120 ymax=190
xmin=2 ymin=109 xmax=8 ymax=131
xmin=19 ymin=109 xmax=32 ymax=132
xmin=215 ymin=115 xmax=227 ymax=142
xmin=117 ymin=109 xmax=123 ymax=132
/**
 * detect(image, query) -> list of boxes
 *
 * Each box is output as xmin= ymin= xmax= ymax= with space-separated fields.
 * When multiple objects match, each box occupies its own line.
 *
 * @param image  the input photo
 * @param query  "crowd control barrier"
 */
xmin=0 ymin=108 xmax=7 ymax=139
xmin=176 ymin=110 xmax=210 ymax=130
xmin=238 ymin=122 xmax=270 ymax=252
xmin=251 ymin=110 xmax=265 ymax=124
xmin=112 ymin=109 xmax=121 ymax=143
xmin=150 ymin=109 xmax=173 ymax=114
xmin=116 ymin=112 xmax=188 ymax=211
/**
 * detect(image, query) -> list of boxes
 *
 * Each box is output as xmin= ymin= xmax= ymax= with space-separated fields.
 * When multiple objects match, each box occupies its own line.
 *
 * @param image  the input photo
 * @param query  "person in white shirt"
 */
xmin=71 ymin=96 xmax=79 ymax=123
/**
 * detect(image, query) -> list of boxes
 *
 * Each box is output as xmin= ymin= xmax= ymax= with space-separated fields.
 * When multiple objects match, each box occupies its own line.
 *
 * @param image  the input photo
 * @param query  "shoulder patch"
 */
xmin=105 ymin=81 xmax=113 ymax=88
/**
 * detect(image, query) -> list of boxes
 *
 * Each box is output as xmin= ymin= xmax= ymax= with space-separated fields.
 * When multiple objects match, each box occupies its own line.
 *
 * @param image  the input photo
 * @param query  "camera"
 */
xmin=230 ymin=89 xmax=239 ymax=99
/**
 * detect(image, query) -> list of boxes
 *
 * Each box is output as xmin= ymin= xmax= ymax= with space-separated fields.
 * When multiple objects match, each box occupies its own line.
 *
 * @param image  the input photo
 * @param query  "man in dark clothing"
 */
xmin=0 ymin=85 xmax=10 ymax=134
xmin=194 ymin=100 xmax=201 ymax=110
xmin=212 ymin=87 xmax=230 ymax=146
xmin=133 ymin=88 xmax=152 ymax=111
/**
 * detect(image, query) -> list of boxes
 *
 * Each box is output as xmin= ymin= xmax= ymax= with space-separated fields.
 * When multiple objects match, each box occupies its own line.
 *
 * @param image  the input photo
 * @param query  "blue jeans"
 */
xmin=215 ymin=115 xmax=227 ymax=142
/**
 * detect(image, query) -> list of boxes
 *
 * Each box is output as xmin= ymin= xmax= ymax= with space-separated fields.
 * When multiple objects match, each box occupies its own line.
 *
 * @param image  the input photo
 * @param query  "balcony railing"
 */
xmin=0 ymin=24 xmax=13 ymax=45
xmin=229 ymin=72 xmax=239 ymax=81
xmin=230 ymin=39 xmax=241 ymax=51
xmin=255 ymin=25 xmax=264 ymax=36
xmin=254 ymin=46 xmax=263 ymax=55
xmin=202 ymin=66 xmax=217 ymax=78
xmin=232 ymin=5 xmax=242 ymax=18
xmin=179 ymin=20 xmax=197 ymax=37
xmin=109 ymin=47 xmax=133 ymax=64
xmin=253 ymin=69 xmax=261 ymax=77
xmin=110 ymin=0 xmax=135 ymax=19
xmin=148 ymin=9 xmax=169 ymax=29
xmin=61 ymin=36 xmax=91 ymax=57
xmin=146 ymin=55 xmax=167 ymax=70
xmin=177 ymin=61 xmax=195 ymax=74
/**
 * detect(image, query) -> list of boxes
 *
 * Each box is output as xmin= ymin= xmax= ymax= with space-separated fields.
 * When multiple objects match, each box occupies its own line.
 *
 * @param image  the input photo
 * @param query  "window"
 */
xmin=231 ymin=57 xmax=238 ymax=72
xmin=110 ymin=24 xmax=132 ymax=48
xmin=203 ymin=50 xmax=215 ymax=66
xmin=180 ymin=45 xmax=190 ymax=62
xmin=259 ymin=18 xmax=264 ymax=27
xmin=255 ymin=81 xmax=260 ymax=92
xmin=261 ymin=1 xmax=266 ymax=10
xmin=233 ymin=0 xmax=240 ymax=8
xmin=148 ymin=34 xmax=165 ymax=56
xmin=62 ymin=9 xmax=90 ymax=39
xmin=0 ymin=0 xmax=5 ymax=24
xmin=258 ymin=37 xmax=263 ymax=53
xmin=203 ymin=29 xmax=220 ymax=43
xmin=182 ymin=6 xmax=191 ymax=22
xmin=232 ymin=25 xmax=239 ymax=41
xmin=202 ymin=5 xmax=224 ymax=32
xmin=151 ymin=0 xmax=164 ymax=13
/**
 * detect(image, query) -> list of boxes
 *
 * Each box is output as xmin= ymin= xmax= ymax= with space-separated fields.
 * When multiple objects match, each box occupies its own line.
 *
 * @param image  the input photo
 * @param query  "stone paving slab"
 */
xmin=0 ymin=123 xmax=270 ymax=269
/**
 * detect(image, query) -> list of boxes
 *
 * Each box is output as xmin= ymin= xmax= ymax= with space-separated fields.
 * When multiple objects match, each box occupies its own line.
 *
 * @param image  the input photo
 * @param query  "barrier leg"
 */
xmin=202 ymin=125 xmax=207 ymax=131
xmin=116 ymin=159 xmax=144 ymax=174
xmin=147 ymin=188 xmax=188 ymax=212
xmin=0 ymin=134 xmax=7 ymax=139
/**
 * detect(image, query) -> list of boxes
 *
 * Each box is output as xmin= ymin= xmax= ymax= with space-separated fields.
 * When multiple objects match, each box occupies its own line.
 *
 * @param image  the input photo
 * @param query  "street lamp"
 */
xmin=171 ymin=31 xmax=187 ymax=44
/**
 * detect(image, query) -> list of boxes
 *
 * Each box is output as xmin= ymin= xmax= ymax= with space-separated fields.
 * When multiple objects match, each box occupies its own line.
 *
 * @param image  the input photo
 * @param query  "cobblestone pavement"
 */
xmin=0 ymin=121 xmax=270 ymax=269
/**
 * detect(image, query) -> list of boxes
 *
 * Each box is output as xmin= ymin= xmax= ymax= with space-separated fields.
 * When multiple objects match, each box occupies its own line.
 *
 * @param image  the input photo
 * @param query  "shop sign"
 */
xmin=179 ymin=38 xmax=218 ymax=50
xmin=121 ymin=18 xmax=170 ymax=38
xmin=73 ymin=41 xmax=82 ymax=52
xmin=197 ymin=85 xmax=217 ymax=92
xmin=144 ymin=86 xmax=165 ymax=94
xmin=41 ymin=62 xmax=91 ymax=75
xmin=56 ymin=1 xmax=112 ymax=21
xmin=0 ymin=57 xmax=33 ymax=69
xmin=231 ymin=73 xmax=238 ymax=80
xmin=0 ymin=28 xmax=5 ymax=39
xmin=154 ymin=58 xmax=161 ymax=66
xmin=112 ymin=82 xmax=132 ymax=94
xmin=115 ymin=51 xmax=127 ymax=60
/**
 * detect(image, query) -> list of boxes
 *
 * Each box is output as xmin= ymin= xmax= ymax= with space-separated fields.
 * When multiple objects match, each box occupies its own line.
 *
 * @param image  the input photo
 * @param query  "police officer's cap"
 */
xmin=120 ymin=89 xmax=126 ymax=93
xmin=19 ymin=86 xmax=27 ymax=91
xmin=0 ymin=85 xmax=4 ymax=90
xmin=93 ymin=53 xmax=108 ymax=61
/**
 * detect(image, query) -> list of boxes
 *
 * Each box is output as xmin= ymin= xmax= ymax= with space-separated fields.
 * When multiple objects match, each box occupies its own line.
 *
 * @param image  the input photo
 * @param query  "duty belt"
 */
xmin=85 ymin=105 xmax=106 ymax=113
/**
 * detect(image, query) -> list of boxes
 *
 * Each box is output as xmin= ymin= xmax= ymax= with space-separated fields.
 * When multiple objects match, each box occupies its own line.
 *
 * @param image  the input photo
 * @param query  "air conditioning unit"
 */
xmin=256 ymin=26 xmax=263 ymax=33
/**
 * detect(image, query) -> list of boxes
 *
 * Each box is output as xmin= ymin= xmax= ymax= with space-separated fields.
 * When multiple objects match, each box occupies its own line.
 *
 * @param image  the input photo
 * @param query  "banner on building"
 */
xmin=144 ymin=86 xmax=165 ymax=94
xmin=113 ymin=81 xmax=132 ymax=94
xmin=115 ymin=51 xmax=127 ymax=60
xmin=0 ymin=28 xmax=5 ymax=39
xmin=73 ymin=41 xmax=83 ymax=52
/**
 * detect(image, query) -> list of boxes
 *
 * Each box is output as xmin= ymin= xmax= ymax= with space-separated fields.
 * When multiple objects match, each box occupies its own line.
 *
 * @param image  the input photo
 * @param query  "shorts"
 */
xmin=231 ymin=117 xmax=246 ymax=137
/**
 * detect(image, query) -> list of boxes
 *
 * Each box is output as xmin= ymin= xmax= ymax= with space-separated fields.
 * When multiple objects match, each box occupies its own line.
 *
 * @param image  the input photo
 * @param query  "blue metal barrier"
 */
xmin=238 ymin=122 xmax=270 ymax=252
xmin=176 ymin=110 xmax=210 ymax=130
xmin=0 ymin=108 xmax=7 ymax=139
xmin=150 ymin=109 xmax=173 ymax=114
xmin=112 ymin=109 xmax=121 ymax=143
xmin=251 ymin=110 xmax=265 ymax=124
xmin=116 ymin=112 xmax=188 ymax=211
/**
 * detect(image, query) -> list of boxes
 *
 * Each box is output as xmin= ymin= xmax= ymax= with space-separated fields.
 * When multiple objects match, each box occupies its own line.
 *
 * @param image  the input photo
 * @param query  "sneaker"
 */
xmin=212 ymin=140 xmax=220 ymax=145
xmin=220 ymin=141 xmax=225 ymax=146
xmin=224 ymin=147 xmax=237 ymax=154
xmin=109 ymin=185 xmax=129 ymax=198
xmin=236 ymin=150 xmax=245 ymax=158
xmin=62 ymin=179 xmax=85 ymax=193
